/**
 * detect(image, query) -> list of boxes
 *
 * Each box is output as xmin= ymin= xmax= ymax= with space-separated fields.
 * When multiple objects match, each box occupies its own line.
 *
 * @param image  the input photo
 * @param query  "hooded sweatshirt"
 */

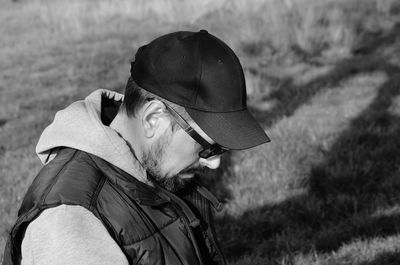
xmin=22 ymin=89 xmax=149 ymax=265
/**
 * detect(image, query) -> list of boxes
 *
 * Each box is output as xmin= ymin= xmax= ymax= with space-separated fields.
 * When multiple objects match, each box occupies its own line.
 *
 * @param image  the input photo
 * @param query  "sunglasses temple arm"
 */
xmin=184 ymin=127 xmax=212 ymax=148
xmin=165 ymin=104 xmax=212 ymax=148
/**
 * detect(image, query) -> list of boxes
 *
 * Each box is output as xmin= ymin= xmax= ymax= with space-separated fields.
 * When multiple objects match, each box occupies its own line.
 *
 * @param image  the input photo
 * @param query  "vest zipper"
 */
xmin=205 ymin=224 xmax=227 ymax=265
xmin=193 ymin=185 xmax=226 ymax=265
xmin=195 ymin=184 xmax=224 ymax=212
xmin=155 ymin=186 xmax=205 ymax=265
xmin=177 ymin=209 xmax=205 ymax=265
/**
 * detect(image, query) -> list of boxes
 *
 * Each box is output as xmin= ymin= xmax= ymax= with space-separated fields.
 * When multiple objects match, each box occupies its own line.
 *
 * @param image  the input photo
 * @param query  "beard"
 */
xmin=142 ymin=132 xmax=200 ymax=192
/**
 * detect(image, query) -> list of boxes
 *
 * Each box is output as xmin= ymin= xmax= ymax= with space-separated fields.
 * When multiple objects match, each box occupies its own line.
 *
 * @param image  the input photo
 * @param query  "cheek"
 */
xmin=169 ymin=140 xmax=198 ymax=162
xmin=163 ymin=131 xmax=199 ymax=170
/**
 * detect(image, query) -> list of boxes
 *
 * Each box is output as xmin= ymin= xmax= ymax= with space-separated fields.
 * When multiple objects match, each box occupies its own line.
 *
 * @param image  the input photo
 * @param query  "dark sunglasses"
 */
xmin=164 ymin=104 xmax=229 ymax=159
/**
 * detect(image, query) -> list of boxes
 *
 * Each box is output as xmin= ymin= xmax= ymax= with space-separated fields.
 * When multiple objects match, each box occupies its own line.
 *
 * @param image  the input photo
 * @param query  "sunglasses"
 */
xmin=164 ymin=104 xmax=229 ymax=159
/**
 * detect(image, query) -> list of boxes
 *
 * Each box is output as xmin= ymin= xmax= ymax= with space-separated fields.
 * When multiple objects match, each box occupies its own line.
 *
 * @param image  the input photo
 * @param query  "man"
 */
xmin=3 ymin=30 xmax=270 ymax=265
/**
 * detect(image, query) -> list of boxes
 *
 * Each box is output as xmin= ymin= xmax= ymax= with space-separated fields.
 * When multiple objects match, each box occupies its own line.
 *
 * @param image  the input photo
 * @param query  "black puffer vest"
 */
xmin=3 ymin=147 xmax=226 ymax=265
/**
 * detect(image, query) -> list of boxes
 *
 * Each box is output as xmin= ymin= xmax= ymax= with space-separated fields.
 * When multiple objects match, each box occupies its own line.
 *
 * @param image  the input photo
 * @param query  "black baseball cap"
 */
xmin=130 ymin=30 xmax=270 ymax=150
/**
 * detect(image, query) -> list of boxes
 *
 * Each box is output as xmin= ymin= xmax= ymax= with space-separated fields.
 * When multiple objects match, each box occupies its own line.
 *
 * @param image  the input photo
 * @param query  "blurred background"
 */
xmin=1 ymin=0 xmax=400 ymax=264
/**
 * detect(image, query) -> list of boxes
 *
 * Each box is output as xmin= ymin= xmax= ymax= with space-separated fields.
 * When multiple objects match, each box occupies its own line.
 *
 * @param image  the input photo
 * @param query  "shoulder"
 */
xmin=20 ymin=149 xmax=104 ymax=215
xmin=21 ymin=205 xmax=128 ymax=265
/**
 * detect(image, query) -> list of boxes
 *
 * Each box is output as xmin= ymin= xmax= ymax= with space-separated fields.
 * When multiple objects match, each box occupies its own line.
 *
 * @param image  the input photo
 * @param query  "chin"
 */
xmin=147 ymin=172 xmax=194 ymax=193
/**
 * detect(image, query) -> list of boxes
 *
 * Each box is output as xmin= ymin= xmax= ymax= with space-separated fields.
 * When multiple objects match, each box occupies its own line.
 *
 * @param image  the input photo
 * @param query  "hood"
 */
xmin=36 ymin=89 xmax=147 ymax=183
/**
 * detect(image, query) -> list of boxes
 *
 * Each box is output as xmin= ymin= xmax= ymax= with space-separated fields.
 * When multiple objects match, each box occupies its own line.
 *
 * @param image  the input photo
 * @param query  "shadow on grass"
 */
xmin=215 ymin=24 xmax=400 ymax=263
xmin=249 ymin=23 xmax=400 ymax=128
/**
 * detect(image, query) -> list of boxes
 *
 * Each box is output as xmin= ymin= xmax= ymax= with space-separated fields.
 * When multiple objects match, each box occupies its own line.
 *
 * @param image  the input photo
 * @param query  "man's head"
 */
xmin=119 ymin=77 xmax=220 ymax=191
xmin=118 ymin=30 xmax=270 ymax=192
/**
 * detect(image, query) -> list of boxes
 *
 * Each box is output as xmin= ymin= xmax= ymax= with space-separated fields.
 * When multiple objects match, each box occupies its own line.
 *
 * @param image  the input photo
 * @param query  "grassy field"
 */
xmin=1 ymin=0 xmax=400 ymax=264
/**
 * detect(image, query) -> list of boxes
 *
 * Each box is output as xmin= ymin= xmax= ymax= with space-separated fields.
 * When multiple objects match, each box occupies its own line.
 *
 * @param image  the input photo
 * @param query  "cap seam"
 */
xmin=209 ymin=34 xmax=247 ymax=107
xmin=192 ymin=32 xmax=203 ymax=105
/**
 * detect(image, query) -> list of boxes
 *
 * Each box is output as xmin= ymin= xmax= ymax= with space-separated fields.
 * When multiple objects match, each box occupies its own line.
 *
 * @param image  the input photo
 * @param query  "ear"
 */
xmin=141 ymin=100 xmax=168 ymax=138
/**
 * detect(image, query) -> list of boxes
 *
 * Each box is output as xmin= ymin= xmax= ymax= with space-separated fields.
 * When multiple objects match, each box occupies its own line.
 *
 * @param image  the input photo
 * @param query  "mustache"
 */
xmin=180 ymin=166 xmax=206 ymax=176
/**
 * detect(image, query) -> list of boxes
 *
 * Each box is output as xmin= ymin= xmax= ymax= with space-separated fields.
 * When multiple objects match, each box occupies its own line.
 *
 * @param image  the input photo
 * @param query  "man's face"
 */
xmin=142 ymin=120 xmax=222 ymax=192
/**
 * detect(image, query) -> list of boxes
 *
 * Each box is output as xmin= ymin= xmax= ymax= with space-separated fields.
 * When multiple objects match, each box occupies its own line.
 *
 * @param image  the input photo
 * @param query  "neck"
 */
xmin=109 ymin=111 xmax=143 ymax=163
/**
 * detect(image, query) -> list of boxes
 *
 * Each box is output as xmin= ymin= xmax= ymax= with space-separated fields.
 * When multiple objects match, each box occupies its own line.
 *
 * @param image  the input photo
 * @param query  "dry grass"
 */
xmin=1 ymin=0 xmax=400 ymax=264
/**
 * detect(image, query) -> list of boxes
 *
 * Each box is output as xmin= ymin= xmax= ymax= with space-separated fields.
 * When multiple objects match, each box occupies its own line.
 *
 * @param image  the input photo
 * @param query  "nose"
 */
xmin=199 ymin=155 xmax=221 ymax=169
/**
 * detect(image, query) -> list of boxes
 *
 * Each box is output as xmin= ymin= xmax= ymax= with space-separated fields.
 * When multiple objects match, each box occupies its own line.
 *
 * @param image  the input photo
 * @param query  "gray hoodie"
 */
xmin=22 ymin=89 xmax=147 ymax=265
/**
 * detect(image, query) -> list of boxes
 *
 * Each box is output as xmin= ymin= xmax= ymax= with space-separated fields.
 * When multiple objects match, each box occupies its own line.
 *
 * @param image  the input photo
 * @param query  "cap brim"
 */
xmin=185 ymin=108 xmax=271 ymax=150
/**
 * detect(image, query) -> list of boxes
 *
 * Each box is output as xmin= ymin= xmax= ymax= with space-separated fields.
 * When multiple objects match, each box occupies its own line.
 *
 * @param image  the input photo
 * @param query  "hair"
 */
xmin=121 ymin=77 xmax=192 ymax=131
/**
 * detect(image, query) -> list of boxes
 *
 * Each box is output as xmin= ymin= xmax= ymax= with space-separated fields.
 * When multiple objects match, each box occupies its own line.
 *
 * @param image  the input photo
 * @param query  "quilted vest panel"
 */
xmin=3 ymin=148 xmax=226 ymax=265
